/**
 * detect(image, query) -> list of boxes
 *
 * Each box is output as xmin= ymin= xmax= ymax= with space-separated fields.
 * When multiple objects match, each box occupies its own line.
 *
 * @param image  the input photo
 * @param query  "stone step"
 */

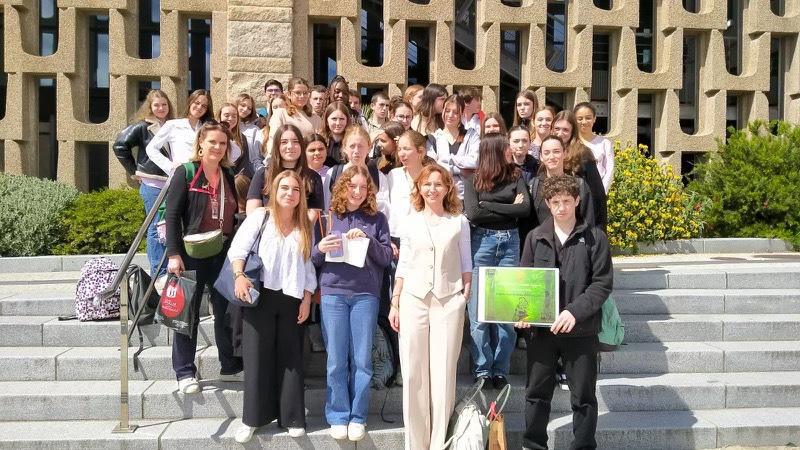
xmin=3 ymin=263 xmax=800 ymax=297
xmin=2 ymin=371 xmax=800 ymax=422
xmin=621 ymin=314 xmax=800 ymax=342
xmin=5 ymin=292 xmax=800 ymax=348
xmin=614 ymin=289 xmax=800 ymax=315
xmin=5 ymin=284 xmax=800 ymax=318
xmin=4 ymin=339 xmax=799 ymax=382
xmin=613 ymin=267 xmax=800 ymax=290
xmin=1 ymin=408 xmax=800 ymax=449
xmin=601 ymin=341 xmax=800 ymax=374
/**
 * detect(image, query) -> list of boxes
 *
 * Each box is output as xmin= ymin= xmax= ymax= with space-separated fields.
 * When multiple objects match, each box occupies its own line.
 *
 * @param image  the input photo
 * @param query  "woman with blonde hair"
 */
xmin=164 ymin=121 xmax=242 ymax=395
xmin=324 ymin=125 xmax=390 ymax=216
xmin=266 ymin=77 xmax=322 ymax=154
xmin=388 ymin=164 xmax=472 ymax=449
xmin=112 ymin=89 xmax=174 ymax=276
xmin=312 ymin=165 xmax=393 ymax=442
xmin=229 ymin=170 xmax=317 ymax=442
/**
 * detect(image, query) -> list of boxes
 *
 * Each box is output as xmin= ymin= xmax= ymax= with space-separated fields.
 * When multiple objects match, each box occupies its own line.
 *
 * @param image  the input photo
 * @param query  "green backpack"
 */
xmin=597 ymin=295 xmax=624 ymax=352
xmin=156 ymin=162 xmax=197 ymax=222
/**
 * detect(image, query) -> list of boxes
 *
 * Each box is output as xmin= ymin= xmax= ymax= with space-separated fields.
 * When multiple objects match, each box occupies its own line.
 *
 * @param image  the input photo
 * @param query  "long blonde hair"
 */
xmin=133 ymin=89 xmax=175 ymax=123
xmin=267 ymin=170 xmax=313 ymax=259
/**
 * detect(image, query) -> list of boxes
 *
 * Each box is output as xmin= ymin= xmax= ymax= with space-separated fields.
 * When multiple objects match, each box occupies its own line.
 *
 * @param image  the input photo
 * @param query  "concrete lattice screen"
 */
xmin=2 ymin=0 xmax=800 ymax=189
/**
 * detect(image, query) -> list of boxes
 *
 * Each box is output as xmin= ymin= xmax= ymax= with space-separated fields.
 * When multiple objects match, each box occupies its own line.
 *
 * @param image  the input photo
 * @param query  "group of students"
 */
xmin=112 ymin=77 xmax=615 ymax=450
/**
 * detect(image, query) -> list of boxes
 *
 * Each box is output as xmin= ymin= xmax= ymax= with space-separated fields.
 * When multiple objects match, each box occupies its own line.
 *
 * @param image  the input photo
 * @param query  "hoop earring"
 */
xmin=198 ymin=149 xmax=204 ymax=157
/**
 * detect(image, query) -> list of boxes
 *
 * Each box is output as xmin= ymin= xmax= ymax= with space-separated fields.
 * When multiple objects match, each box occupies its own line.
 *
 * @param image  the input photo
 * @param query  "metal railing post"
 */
xmin=103 ymin=174 xmax=173 ymax=434
xmin=112 ymin=270 xmax=137 ymax=433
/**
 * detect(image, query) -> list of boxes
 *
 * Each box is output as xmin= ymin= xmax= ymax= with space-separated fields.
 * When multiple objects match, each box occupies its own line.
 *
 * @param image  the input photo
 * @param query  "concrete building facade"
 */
xmin=0 ymin=0 xmax=797 ymax=190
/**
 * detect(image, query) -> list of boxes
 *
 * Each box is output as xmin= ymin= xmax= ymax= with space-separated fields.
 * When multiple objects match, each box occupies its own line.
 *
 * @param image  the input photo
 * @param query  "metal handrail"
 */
xmin=101 ymin=173 xmax=174 ymax=433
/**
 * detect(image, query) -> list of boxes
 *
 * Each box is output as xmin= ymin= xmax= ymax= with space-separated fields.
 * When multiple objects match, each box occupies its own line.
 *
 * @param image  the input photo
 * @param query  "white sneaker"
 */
xmin=219 ymin=372 xmax=243 ymax=382
xmin=287 ymin=427 xmax=306 ymax=438
xmin=329 ymin=424 xmax=348 ymax=440
xmin=177 ymin=377 xmax=200 ymax=394
xmin=347 ymin=422 xmax=366 ymax=441
xmin=234 ymin=425 xmax=256 ymax=443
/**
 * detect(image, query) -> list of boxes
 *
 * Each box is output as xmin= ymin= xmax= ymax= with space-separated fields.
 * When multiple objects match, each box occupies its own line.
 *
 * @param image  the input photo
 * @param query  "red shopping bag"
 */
xmin=156 ymin=271 xmax=197 ymax=336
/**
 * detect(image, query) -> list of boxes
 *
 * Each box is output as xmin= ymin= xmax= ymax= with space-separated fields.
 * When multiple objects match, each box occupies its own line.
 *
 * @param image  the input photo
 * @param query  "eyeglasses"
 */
xmin=266 ymin=87 xmax=282 ymax=94
xmin=394 ymin=114 xmax=412 ymax=120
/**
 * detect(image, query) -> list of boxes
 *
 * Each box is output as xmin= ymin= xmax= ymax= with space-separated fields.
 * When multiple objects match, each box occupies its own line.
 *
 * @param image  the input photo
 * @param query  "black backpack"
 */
xmin=126 ymin=264 xmax=162 ymax=375
xmin=371 ymin=315 xmax=398 ymax=390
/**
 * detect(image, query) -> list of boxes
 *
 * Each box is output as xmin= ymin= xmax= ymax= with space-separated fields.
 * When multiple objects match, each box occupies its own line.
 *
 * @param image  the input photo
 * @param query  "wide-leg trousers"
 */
xmin=241 ymin=288 xmax=305 ymax=428
xmin=399 ymin=290 xmax=467 ymax=450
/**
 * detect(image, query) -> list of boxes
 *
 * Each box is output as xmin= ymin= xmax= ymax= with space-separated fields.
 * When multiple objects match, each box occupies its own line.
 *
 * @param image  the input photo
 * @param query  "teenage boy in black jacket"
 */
xmin=518 ymin=175 xmax=613 ymax=450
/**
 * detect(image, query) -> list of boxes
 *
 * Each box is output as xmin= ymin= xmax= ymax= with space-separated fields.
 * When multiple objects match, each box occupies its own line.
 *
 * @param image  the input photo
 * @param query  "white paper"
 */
xmin=325 ymin=237 xmax=370 ymax=268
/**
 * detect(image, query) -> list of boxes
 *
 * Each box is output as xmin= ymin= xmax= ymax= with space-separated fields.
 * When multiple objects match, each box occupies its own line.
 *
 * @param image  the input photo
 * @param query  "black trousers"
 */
xmin=172 ymin=246 xmax=243 ymax=380
xmin=523 ymin=330 xmax=598 ymax=450
xmin=242 ymin=288 xmax=305 ymax=428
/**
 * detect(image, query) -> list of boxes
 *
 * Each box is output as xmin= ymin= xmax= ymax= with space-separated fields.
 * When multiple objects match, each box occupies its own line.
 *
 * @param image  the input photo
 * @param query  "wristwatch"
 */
xmin=234 ymin=271 xmax=245 ymax=279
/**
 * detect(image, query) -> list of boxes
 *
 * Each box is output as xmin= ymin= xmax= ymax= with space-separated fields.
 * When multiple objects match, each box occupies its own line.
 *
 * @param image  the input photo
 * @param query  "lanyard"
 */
xmin=188 ymin=164 xmax=225 ymax=229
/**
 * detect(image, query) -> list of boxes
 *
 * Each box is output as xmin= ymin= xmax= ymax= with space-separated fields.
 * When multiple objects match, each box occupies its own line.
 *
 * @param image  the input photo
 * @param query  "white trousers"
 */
xmin=399 ymin=290 xmax=467 ymax=450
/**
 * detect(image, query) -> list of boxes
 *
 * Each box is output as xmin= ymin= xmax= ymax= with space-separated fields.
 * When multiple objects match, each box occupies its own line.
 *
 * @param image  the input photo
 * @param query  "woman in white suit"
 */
xmin=388 ymin=164 xmax=472 ymax=450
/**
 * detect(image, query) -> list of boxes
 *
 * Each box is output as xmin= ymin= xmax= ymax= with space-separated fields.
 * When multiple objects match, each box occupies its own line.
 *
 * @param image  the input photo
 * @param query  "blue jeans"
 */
xmin=468 ymin=227 xmax=519 ymax=378
xmin=320 ymin=294 xmax=379 ymax=425
xmin=139 ymin=183 xmax=166 ymax=277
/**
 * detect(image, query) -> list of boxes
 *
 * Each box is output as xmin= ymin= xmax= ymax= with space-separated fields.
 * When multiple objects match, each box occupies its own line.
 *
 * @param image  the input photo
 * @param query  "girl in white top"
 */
xmin=266 ymin=77 xmax=322 ymax=156
xmin=426 ymin=94 xmax=480 ymax=199
xmin=146 ymin=89 xmax=214 ymax=174
xmin=388 ymin=164 xmax=472 ymax=450
xmin=228 ymin=170 xmax=316 ymax=443
xmin=386 ymin=129 xmax=428 ymax=250
xmin=574 ymin=102 xmax=615 ymax=193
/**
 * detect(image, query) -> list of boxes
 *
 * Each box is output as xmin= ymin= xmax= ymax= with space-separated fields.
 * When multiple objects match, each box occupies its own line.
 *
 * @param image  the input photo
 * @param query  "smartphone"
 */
xmin=329 ymin=232 xmax=344 ymax=257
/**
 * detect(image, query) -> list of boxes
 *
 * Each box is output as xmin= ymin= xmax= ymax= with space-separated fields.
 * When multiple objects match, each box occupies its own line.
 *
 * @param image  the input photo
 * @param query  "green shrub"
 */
xmin=688 ymin=120 xmax=800 ymax=247
xmin=607 ymin=142 xmax=704 ymax=252
xmin=53 ymin=188 xmax=146 ymax=255
xmin=0 ymin=173 xmax=80 ymax=256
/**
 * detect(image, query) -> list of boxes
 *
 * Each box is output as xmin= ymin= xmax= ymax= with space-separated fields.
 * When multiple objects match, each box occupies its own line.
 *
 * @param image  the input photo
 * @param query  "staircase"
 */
xmin=0 ymin=253 xmax=799 ymax=449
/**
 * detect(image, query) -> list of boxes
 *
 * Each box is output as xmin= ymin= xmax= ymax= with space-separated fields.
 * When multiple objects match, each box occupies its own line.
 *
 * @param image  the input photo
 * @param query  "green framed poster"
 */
xmin=477 ymin=267 xmax=559 ymax=326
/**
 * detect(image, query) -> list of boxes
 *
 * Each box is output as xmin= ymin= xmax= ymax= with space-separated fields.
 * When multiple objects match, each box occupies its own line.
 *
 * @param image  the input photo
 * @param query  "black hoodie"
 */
xmin=520 ymin=218 xmax=613 ymax=337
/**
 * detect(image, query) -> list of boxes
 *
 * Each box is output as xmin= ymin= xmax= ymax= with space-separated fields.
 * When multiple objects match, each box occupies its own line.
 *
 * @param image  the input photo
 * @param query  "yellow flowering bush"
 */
xmin=606 ymin=143 xmax=704 ymax=252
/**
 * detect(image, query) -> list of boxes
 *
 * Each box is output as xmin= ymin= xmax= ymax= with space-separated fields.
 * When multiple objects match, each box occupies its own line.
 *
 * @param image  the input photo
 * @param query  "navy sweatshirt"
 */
xmin=311 ymin=209 xmax=393 ymax=297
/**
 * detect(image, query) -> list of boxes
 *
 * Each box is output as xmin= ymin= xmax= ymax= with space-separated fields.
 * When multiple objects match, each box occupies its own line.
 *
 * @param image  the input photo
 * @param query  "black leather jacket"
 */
xmin=112 ymin=119 xmax=169 ymax=179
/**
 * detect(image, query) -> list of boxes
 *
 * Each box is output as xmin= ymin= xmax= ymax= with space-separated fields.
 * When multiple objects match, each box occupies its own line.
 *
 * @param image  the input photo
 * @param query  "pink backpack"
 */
xmin=75 ymin=257 xmax=121 ymax=321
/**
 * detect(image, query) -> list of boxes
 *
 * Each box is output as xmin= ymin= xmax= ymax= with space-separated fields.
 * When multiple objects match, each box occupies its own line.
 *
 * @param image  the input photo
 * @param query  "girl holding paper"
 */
xmin=387 ymin=164 xmax=472 ymax=450
xmin=311 ymin=165 xmax=393 ymax=442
